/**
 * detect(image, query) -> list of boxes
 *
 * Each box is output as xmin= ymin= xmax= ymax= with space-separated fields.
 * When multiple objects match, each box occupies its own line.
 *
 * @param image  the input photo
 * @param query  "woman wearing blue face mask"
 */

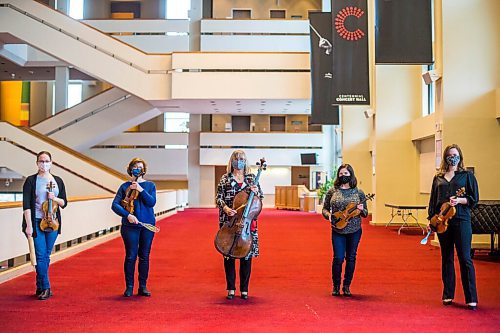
xmin=22 ymin=151 xmax=67 ymax=300
xmin=215 ymin=150 xmax=263 ymax=300
xmin=112 ymin=157 xmax=156 ymax=297
xmin=322 ymin=164 xmax=368 ymax=297
xmin=427 ymin=144 xmax=479 ymax=310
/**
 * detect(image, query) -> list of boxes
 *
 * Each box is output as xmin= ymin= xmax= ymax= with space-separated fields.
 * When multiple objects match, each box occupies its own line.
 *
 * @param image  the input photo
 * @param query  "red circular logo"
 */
xmin=335 ymin=6 xmax=365 ymax=41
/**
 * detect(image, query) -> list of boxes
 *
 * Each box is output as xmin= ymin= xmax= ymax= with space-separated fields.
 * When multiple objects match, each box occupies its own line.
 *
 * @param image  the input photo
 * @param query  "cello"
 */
xmin=214 ymin=158 xmax=266 ymax=259
xmin=39 ymin=181 xmax=59 ymax=232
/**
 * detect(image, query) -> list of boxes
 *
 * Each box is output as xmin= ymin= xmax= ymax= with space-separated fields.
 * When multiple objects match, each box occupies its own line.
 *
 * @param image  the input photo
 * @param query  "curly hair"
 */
xmin=126 ymin=157 xmax=147 ymax=176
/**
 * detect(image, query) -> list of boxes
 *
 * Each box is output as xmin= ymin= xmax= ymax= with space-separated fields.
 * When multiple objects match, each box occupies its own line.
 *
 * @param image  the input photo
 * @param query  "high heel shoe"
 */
xmin=123 ymin=287 xmax=133 ymax=297
xmin=226 ymin=290 xmax=235 ymax=300
xmin=332 ymin=285 xmax=341 ymax=296
xmin=467 ymin=302 xmax=477 ymax=311
xmin=442 ymin=299 xmax=453 ymax=306
xmin=342 ymin=286 xmax=352 ymax=297
xmin=138 ymin=287 xmax=151 ymax=297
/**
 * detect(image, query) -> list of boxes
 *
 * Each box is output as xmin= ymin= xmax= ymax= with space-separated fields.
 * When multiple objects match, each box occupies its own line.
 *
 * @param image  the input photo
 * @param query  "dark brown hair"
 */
xmin=36 ymin=151 xmax=52 ymax=162
xmin=126 ymin=157 xmax=147 ymax=176
xmin=333 ymin=163 xmax=358 ymax=189
xmin=437 ymin=144 xmax=465 ymax=176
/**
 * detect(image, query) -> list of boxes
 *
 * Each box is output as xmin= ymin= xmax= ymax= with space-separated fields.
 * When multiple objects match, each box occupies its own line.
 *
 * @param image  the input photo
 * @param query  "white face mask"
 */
xmin=38 ymin=161 xmax=52 ymax=172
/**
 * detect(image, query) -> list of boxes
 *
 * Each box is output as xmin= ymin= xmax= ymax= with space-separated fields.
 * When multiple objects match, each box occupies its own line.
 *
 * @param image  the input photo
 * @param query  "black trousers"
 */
xmin=224 ymin=257 xmax=252 ymax=292
xmin=437 ymin=218 xmax=477 ymax=303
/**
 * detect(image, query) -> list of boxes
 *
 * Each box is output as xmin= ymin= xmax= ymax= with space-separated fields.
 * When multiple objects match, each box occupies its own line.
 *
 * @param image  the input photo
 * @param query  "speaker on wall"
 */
xmin=375 ymin=0 xmax=433 ymax=64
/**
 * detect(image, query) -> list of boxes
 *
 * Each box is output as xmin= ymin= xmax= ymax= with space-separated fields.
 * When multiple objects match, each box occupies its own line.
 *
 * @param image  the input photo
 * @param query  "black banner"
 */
xmin=309 ymin=12 xmax=339 ymax=125
xmin=331 ymin=0 xmax=370 ymax=105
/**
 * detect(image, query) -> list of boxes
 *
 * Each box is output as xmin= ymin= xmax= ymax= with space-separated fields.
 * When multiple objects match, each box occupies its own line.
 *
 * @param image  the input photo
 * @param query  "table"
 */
xmin=385 ymin=204 xmax=427 ymax=235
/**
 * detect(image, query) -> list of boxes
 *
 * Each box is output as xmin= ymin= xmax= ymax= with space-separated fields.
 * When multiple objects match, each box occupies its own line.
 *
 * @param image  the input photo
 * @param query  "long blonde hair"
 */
xmin=437 ymin=144 xmax=465 ymax=176
xmin=226 ymin=150 xmax=250 ymax=174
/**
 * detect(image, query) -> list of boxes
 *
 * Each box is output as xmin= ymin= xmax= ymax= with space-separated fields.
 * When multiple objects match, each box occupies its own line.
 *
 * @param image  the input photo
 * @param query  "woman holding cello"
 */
xmin=427 ymin=144 xmax=479 ymax=310
xmin=112 ymin=158 xmax=156 ymax=297
xmin=322 ymin=164 xmax=368 ymax=297
xmin=215 ymin=150 xmax=263 ymax=300
xmin=22 ymin=151 xmax=67 ymax=300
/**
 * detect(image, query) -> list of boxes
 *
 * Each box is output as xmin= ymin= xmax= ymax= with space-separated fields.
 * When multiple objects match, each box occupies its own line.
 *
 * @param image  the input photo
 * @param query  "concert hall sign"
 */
xmin=331 ymin=0 xmax=370 ymax=105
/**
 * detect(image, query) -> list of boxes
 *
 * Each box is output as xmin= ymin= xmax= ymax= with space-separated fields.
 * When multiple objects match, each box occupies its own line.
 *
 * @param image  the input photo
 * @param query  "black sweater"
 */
xmin=22 ymin=173 xmax=67 ymax=238
xmin=427 ymin=171 xmax=479 ymax=221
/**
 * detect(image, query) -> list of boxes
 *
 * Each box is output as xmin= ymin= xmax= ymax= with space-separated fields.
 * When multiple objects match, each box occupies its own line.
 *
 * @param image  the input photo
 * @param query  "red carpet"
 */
xmin=0 ymin=208 xmax=499 ymax=332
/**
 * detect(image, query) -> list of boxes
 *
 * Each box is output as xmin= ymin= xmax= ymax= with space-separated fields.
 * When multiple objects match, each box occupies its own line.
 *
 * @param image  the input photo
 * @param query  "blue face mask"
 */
xmin=446 ymin=155 xmax=460 ymax=166
xmin=131 ymin=167 xmax=143 ymax=177
xmin=232 ymin=159 xmax=246 ymax=170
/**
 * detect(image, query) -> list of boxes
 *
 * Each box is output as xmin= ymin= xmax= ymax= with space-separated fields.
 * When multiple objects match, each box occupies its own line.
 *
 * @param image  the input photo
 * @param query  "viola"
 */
xmin=430 ymin=187 xmax=465 ymax=234
xmin=332 ymin=193 xmax=375 ymax=230
xmin=39 ymin=181 xmax=60 ymax=232
xmin=121 ymin=175 xmax=140 ymax=214
xmin=214 ymin=158 xmax=266 ymax=259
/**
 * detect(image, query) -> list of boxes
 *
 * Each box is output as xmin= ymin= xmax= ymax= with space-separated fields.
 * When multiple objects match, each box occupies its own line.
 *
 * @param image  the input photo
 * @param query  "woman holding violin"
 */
xmin=427 ymin=144 xmax=479 ymax=310
xmin=215 ymin=150 xmax=263 ymax=300
xmin=22 ymin=151 xmax=67 ymax=300
xmin=322 ymin=164 xmax=368 ymax=297
xmin=112 ymin=158 xmax=156 ymax=297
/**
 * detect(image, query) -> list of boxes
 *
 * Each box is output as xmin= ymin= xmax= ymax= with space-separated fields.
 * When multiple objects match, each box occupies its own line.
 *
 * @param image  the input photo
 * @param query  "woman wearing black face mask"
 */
xmin=322 ymin=164 xmax=368 ymax=297
xmin=215 ymin=150 xmax=263 ymax=300
xmin=427 ymin=144 xmax=479 ymax=310
xmin=112 ymin=158 xmax=157 ymax=297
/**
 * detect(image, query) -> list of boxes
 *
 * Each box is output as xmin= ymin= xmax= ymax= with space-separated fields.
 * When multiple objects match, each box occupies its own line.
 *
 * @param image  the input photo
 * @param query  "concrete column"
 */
xmin=322 ymin=0 xmax=331 ymax=12
xmin=189 ymin=0 xmax=203 ymax=51
xmin=54 ymin=66 xmax=69 ymax=113
xmin=188 ymin=114 xmax=201 ymax=207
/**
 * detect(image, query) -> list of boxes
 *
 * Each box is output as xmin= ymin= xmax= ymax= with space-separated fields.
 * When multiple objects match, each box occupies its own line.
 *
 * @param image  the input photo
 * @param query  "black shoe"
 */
xmin=35 ymin=288 xmax=42 ymax=296
xmin=342 ymin=286 xmax=352 ymax=297
xmin=332 ymin=285 xmax=341 ymax=296
xmin=226 ymin=291 xmax=235 ymax=300
xmin=241 ymin=292 xmax=248 ymax=300
xmin=442 ymin=299 xmax=453 ymax=306
xmin=138 ymin=287 xmax=151 ymax=297
xmin=467 ymin=303 xmax=477 ymax=311
xmin=123 ymin=287 xmax=133 ymax=297
xmin=38 ymin=289 xmax=51 ymax=300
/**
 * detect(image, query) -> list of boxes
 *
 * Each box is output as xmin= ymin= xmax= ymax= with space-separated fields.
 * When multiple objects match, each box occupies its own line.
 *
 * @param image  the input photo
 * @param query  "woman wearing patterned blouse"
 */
xmin=322 ymin=164 xmax=368 ymax=297
xmin=427 ymin=144 xmax=479 ymax=310
xmin=216 ymin=150 xmax=263 ymax=300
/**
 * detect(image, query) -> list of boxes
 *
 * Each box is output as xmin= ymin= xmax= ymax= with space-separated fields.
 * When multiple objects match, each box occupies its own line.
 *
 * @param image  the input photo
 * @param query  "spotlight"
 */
xmin=422 ymin=70 xmax=441 ymax=85
xmin=363 ymin=108 xmax=375 ymax=119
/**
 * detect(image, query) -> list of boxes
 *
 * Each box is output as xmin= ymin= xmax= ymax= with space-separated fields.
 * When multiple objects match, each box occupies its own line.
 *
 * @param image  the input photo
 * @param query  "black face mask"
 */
xmin=339 ymin=175 xmax=351 ymax=184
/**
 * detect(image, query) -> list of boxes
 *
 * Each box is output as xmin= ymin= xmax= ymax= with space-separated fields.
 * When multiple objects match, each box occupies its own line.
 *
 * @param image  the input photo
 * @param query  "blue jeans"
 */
xmin=33 ymin=218 xmax=58 ymax=290
xmin=121 ymin=225 xmax=155 ymax=288
xmin=331 ymin=228 xmax=362 ymax=287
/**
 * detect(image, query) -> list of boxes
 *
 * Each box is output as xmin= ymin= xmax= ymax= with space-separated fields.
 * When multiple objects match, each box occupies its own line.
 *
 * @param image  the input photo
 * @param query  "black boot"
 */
xmin=123 ymin=286 xmax=133 ymax=297
xmin=138 ymin=286 xmax=151 ymax=297
xmin=342 ymin=285 xmax=352 ymax=297
xmin=38 ymin=289 xmax=51 ymax=300
xmin=332 ymin=285 xmax=341 ymax=296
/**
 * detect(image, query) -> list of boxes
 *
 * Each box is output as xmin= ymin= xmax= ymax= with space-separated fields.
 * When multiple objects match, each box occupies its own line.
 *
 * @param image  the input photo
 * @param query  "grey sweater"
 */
xmin=322 ymin=187 xmax=368 ymax=234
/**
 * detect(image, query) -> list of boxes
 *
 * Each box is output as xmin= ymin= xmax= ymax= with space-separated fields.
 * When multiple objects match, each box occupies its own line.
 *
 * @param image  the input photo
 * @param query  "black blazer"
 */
xmin=22 ymin=173 xmax=68 ymax=238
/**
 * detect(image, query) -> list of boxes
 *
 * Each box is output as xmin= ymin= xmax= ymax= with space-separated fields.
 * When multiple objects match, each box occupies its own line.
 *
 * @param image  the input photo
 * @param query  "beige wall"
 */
xmin=211 ymin=114 xmax=231 ymax=132
xmin=250 ymin=115 xmax=270 ymax=132
xmin=285 ymin=115 xmax=308 ymax=132
xmin=213 ymin=0 xmax=321 ymax=19
xmin=441 ymin=0 xmax=500 ymax=200
xmin=29 ymin=82 xmax=49 ymax=126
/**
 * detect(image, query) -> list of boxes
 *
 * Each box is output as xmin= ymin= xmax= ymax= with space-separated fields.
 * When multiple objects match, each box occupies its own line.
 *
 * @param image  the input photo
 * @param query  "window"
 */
xmin=164 ymin=112 xmax=189 ymax=132
xmin=69 ymin=0 xmax=84 ymax=20
xmin=68 ymin=82 xmax=83 ymax=108
xmin=270 ymin=10 xmax=286 ymax=19
xmin=167 ymin=0 xmax=191 ymax=19
xmin=422 ymin=64 xmax=436 ymax=116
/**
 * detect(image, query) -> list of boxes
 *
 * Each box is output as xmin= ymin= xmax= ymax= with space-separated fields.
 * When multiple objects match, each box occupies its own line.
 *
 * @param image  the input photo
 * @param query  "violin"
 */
xmin=39 ymin=181 xmax=60 ymax=232
xmin=332 ymin=193 xmax=375 ymax=230
xmin=121 ymin=175 xmax=140 ymax=214
xmin=430 ymin=187 xmax=465 ymax=234
xmin=214 ymin=158 xmax=266 ymax=259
